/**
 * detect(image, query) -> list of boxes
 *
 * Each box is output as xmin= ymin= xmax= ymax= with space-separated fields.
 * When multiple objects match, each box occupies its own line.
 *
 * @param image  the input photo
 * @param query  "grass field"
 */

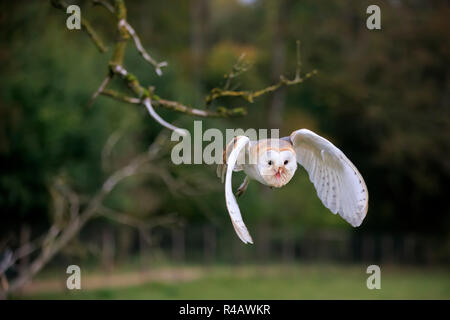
xmin=19 ymin=264 xmax=450 ymax=300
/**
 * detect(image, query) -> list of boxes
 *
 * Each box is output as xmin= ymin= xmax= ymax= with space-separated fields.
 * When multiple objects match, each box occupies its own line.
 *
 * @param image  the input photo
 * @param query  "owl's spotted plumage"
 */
xmin=217 ymin=128 xmax=369 ymax=244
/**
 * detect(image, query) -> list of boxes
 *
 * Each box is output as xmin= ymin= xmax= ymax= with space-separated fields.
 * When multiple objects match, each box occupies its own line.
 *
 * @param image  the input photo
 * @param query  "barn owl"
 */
xmin=216 ymin=129 xmax=368 ymax=244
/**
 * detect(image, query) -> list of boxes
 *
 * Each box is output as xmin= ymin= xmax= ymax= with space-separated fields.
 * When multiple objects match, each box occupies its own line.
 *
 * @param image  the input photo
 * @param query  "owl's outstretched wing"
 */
xmin=290 ymin=129 xmax=369 ymax=227
xmin=221 ymin=136 xmax=253 ymax=244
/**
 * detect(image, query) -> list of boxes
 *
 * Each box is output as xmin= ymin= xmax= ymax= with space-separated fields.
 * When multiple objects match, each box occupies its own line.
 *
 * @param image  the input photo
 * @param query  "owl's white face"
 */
xmin=257 ymin=149 xmax=297 ymax=188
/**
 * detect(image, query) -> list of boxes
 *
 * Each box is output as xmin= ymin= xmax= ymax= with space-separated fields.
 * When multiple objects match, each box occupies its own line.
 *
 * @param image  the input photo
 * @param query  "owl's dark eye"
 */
xmin=268 ymin=160 xmax=273 ymax=165
xmin=284 ymin=160 xmax=289 ymax=165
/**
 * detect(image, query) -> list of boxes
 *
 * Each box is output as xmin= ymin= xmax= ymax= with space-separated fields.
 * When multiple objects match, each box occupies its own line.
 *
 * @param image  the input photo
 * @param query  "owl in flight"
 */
xmin=217 ymin=129 xmax=368 ymax=244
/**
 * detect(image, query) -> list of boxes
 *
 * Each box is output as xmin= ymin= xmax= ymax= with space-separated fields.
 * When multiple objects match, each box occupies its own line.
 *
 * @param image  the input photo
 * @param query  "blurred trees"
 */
xmin=0 ymin=0 xmax=448 ymax=266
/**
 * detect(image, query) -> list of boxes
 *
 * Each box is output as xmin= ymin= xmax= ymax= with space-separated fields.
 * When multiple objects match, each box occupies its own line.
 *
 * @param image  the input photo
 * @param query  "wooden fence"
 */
xmin=79 ymin=223 xmax=449 ymax=268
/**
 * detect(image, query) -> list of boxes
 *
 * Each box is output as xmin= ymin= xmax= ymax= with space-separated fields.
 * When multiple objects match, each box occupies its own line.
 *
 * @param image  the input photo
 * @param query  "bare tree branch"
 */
xmin=98 ymin=206 xmax=178 ymax=230
xmin=1 ymin=130 xmax=171 ymax=297
xmin=88 ymin=75 xmax=112 ymax=107
xmin=143 ymin=98 xmax=188 ymax=136
xmin=206 ymin=70 xmax=317 ymax=105
xmin=101 ymin=74 xmax=247 ymax=118
xmin=206 ymin=39 xmax=316 ymax=105
xmin=51 ymin=0 xmax=108 ymax=52
xmin=223 ymin=53 xmax=251 ymax=91
xmin=153 ymin=98 xmax=247 ymax=118
xmin=92 ymin=0 xmax=167 ymax=76
xmin=5 ymin=0 xmax=320 ymax=299
xmin=121 ymin=21 xmax=168 ymax=76
xmin=294 ymin=40 xmax=302 ymax=80
xmin=101 ymin=89 xmax=141 ymax=104
xmin=54 ymin=179 xmax=80 ymax=220
xmin=51 ymin=0 xmax=314 ymax=135
xmin=101 ymin=129 xmax=123 ymax=171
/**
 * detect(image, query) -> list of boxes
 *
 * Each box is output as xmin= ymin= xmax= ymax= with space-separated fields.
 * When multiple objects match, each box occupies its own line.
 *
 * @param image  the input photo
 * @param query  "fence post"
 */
xmin=203 ymin=225 xmax=216 ymax=265
xmin=257 ymin=224 xmax=271 ymax=263
xmin=139 ymin=229 xmax=152 ymax=270
xmin=403 ymin=235 xmax=416 ymax=264
xmin=172 ymin=227 xmax=185 ymax=263
xmin=101 ymin=226 xmax=115 ymax=272
xmin=282 ymin=230 xmax=295 ymax=264
xmin=361 ymin=234 xmax=375 ymax=263
xmin=19 ymin=225 xmax=31 ymax=276
xmin=232 ymin=235 xmax=244 ymax=265
xmin=381 ymin=235 xmax=394 ymax=264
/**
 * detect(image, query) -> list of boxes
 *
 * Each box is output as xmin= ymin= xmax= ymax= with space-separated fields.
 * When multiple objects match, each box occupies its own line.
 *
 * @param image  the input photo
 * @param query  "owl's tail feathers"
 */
xmin=232 ymin=220 xmax=254 ymax=244
xmin=216 ymin=164 xmax=227 ymax=183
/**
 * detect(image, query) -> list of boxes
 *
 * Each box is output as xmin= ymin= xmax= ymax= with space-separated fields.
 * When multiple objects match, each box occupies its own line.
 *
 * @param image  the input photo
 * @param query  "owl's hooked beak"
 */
xmin=275 ymin=167 xmax=284 ymax=180
xmin=264 ymin=165 xmax=289 ymax=188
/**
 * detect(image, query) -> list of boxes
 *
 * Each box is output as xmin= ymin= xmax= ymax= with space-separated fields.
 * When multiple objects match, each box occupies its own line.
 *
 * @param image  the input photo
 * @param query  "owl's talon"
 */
xmin=236 ymin=176 xmax=249 ymax=198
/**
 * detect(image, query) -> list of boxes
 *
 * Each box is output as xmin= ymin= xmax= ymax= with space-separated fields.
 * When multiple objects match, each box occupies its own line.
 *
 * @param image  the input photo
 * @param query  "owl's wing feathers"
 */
xmin=222 ymin=136 xmax=253 ymax=244
xmin=290 ymin=129 xmax=368 ymax=227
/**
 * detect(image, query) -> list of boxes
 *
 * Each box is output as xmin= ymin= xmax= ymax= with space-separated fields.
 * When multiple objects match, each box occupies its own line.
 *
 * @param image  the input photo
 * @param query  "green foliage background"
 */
xmin=1 ymin=0 xmax=449 ymax=249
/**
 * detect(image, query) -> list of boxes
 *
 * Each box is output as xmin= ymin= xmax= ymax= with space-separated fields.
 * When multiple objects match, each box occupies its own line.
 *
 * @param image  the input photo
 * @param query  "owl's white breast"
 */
xmin=243 ymin=163 xmax=268 ymax=185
